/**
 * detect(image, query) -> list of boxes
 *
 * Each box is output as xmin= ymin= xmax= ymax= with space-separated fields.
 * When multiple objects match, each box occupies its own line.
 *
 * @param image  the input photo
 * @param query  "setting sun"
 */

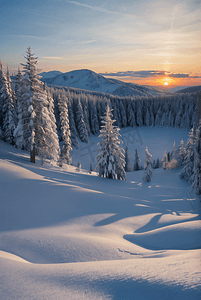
xmin=164 ymin=82 xmax=168 ymax=86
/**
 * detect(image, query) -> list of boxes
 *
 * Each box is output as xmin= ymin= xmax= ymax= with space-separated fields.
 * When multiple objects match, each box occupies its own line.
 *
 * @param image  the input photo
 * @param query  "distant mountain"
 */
xmin=39 ymin=70 xmax=63 ymax=79
xmin=41 ymin=69 xmax=168 ymax=97
xmin=175 ymin=85 xmax=201 ymax=94
xmin=166 ymin=86 xmax=189 ymax=93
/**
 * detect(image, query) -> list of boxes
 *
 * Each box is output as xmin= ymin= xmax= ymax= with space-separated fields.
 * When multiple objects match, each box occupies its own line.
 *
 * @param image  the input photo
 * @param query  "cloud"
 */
xmin=66 ymin=1 xmax=135 ymax=17
xmin=100 ymin=71 xmax=201 ymax=79
xmin=169 ymin=73 xmax=189 ymax=78
xmin=99 ymin=70 xmax=166 ymax=78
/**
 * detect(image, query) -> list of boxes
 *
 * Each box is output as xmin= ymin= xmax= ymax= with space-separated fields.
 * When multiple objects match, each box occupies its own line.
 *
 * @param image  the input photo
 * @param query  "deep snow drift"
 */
xmin=0 ymin=127 xmax=200 ymax=300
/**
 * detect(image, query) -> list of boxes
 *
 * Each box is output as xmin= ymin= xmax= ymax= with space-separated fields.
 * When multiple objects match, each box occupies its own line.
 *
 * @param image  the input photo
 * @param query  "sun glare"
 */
xmin=164 ymin=82 xmax=168 ymax=86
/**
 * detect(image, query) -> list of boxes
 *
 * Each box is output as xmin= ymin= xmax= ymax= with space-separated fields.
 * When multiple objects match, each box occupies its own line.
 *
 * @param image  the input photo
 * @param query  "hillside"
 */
xmin=0 ymin=127 xmax=201 ymax=300
xmin=176 ymin=85 xmax=201 ymax=94
xmin=41 ymin=69 xmax=168 ymax=97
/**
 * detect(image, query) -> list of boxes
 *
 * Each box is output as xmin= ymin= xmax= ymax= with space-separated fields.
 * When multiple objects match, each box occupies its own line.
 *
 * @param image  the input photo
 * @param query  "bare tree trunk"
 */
xmin=30 ymin=146 xmax=35 ymax=163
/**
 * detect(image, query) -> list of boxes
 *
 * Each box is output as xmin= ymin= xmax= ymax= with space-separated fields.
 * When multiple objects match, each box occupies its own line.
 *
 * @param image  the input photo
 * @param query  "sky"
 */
xmin=0 ymin=0 xmax=200 ymax=88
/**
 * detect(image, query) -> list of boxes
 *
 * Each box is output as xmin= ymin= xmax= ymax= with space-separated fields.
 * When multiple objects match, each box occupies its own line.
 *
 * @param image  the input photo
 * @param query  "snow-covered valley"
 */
xmin=0 ymin=127 xmax=201 ymax=300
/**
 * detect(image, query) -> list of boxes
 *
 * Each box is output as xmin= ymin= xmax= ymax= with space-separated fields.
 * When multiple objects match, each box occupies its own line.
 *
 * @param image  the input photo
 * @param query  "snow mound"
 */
xmin=124 ymin=220 xmax=201 ymax=250
xmin=0 ymin=250 xmax=30 ymax=263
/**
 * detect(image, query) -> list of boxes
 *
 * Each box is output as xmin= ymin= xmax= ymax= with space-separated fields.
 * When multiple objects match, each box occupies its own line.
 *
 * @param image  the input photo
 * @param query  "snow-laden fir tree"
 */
xmin=180 ymin=124 xmax=196 ymax=181
xmin=14 ymin=67 xmax=22 ymax=124
xmin=179 ymin=139 xmax=186 ymax=164
xmin=57 ymin=95 xmax=72 ymax=165
xmin=0 ymin=61 xmax=3 ymax=128
xmin=127 ymin=102 xmax=136 ymax=127
xmin=75 ymin=98 xmax=88 ymax=143
xmin=125 ymin=146 xmax=132 ymax=172
xmin=143 ymin=146 xmax=152 ymax=182
xmin=190 ymin=120 xmax=201 ymax=195
xmin=0 ymin=62 xmax=15 ymax=144
xmin=83 ymin=104 xmax=91 ymax=136
xmin=155 ymin=107 xmax=162 ymax=126
xmin=133 ymin=148 xmax=141 ymax=171
xmin=89 ymin=99 xmax=99 ymax=135
xmin=136 ymin=104 xmax=143 ymax=126
xmin=68 ymin=104 xmax=79 ymax=149
xmin=171 ymin=140 xmax=177 ymax=160
xmin=14 ymin=47 xmax=60 ymax=163
xmin=96 ymin=103 xmax=126 ymax=180
xmin=162 ymin=150 xmax=168 ymax=170
xmin=119 ymin=100 xmax=127 ymax=127
xmin=13 ymin=68 xmax=24 ymax=149
xmin=46 ymin=90 xmax=60 ymax=162
xmin=144 ymin=107 xmax=150 ymax=126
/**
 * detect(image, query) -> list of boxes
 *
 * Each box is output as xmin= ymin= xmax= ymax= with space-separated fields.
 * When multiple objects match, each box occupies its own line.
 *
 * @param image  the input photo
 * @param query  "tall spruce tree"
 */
xmin=143 ymin=147 xmax=153 ymax=182
xmin=0 ymin=62 xmax=15 ymax=144
xmin=68 ymin=104 xmax=79 ymax=149
xmin=125 ymin=146 xmax=132 ymax=172
xmin=58 ymin=95 xmax=72 ymax=165
xmin=75 ymin=98 xmax=88 ymax=143
xmin=134 ymin=148 xmax=141 ymax=171
xmin=96 ymin=103 xmax=125 ymax=180
xmin=14 ymin=47 xmax=60 ymax=163
xmin=180 ymin=124 xmax=196 ymax=181
xmin=162 ymin=150 xmax=168 ymax=170
xmin=191 ymin=120 xmax=201 ymax=195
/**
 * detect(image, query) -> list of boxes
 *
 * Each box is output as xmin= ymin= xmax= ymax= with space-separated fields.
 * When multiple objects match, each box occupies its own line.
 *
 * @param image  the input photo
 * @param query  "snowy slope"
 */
xmin=38 ymin=70 xmax=63 ymax=79
xmin=41 ymin=69 xmax=167 ymax=97
xmin=0 ymin=127 xmax=201 ymax=300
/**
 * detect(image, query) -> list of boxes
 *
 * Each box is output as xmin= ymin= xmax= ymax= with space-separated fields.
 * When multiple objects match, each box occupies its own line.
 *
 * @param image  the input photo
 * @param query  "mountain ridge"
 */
xmin=40 ymin=69 xmax=170 ymax=97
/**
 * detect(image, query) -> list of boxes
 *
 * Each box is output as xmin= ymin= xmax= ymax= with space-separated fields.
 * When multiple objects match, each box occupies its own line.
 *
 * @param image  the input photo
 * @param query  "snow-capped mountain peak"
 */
xmin=41 ymin=69 xmax=168 ymax=97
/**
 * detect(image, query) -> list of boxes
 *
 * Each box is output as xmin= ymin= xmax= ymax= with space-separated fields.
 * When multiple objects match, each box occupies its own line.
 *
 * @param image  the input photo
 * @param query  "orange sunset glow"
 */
xmin=0 ymin=0 xmax=200 ymax=90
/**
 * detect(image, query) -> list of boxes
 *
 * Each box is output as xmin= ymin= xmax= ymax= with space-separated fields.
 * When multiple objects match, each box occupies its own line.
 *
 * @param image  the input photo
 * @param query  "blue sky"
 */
xmin=0 ymin=0 xmax=200 ymax=87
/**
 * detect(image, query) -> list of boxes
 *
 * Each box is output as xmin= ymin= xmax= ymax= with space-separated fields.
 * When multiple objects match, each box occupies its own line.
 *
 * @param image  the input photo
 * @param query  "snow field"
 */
xmin=0 ymin=127 xmax=200 ymax=299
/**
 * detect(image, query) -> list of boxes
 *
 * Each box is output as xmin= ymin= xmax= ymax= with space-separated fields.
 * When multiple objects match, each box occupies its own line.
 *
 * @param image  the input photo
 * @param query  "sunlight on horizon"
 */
xmin=0 ymin=0 xmax=200 ymax=88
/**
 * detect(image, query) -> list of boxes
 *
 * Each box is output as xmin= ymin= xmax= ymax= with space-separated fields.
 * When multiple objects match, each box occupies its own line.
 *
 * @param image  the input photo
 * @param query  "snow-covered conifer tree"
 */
xmin=14 ymin=67 xmax=22 ymax=123
xmin=83 ymin=104 xmax=91 ymax=136
xmin=179 ymin=139 xmax=186 ymax=164
xmin=171 ymin=140 xmax=177 ymax=159
xmin=162 ymin=150 xmax=168 ymax=170
xmin=143 ymin=147 xmax=152 ymax=182
xmin=58 ymin=95 xmax=72 ymax=165
xmin=180 ymin=124 xmax=196 ymax=181
xmin=191 ymin=120 xmax=201 ymax=195
xmin=14 ymin=47 xmax=60 ymax=163
xmin=45 ymin=90 xmax=60 ymax=162
xmin=155 ymin=107 xmax=162 ymax=126
xmin=127 ymin=102 xmax=136 ymax=127
xmin=136 ymin=104 xmax=143 ymax=126
xmin=154 ymin=158 xmax=160 ymax=169
xmin=119 ymin=100 xmax=127 ymax=127
xmin=160 ymin=112 xmax=166 ymax=127
xmin=133 ymin=148 xmax=141 ymax=171
xmin=89 ymin=100 xmax=99 ymax=135
xmin=0 ymin=63 xmax=15 ymax=144
xmin=150 ymin=109 xmax=154 ymax=126
xmin=125 ymin=146 xmax=132 ymax=172
xmin=96 ymin=103 xmax=125 ymax=180
xmin=68 ymin=104 xmax=79 ymax=149
xmin=144 ymin=108 xmax=150 ymax=126
xmin=75 ymin=99 xmax=88 ymax=143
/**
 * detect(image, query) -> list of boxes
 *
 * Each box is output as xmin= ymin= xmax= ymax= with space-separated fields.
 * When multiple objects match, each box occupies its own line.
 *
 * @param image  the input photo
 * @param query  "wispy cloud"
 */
xmin=66 ymin=1 xmax=136 ymax=18
xmin=169 ymin=73 xmax=189 ymax=78
xmin=100 ymin=71 xmax=166 ymax=78
xmin=100 ymin=70 xmax=201 ymax=79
